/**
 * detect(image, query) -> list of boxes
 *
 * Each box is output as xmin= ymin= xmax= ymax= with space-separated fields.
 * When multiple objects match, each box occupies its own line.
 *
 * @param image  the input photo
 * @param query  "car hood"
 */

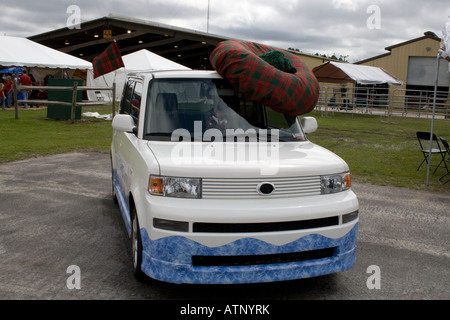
xmin=147 ymin=141 xmax=348 ymax=178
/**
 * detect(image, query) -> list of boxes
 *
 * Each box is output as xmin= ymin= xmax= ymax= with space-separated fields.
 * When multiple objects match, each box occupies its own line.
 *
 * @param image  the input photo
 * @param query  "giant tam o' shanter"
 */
xmin=210 ymin=40 xmax=320 ymax=117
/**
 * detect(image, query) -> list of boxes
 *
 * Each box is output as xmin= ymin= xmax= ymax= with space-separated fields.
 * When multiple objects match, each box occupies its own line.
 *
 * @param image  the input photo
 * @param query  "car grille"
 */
xmin=202 ymin=176 xmax=321 ymax=199
xmin=153 ymin=212 xmax=358 ymax=233
xmin=193 ymin=216 xmax=339 ymax=233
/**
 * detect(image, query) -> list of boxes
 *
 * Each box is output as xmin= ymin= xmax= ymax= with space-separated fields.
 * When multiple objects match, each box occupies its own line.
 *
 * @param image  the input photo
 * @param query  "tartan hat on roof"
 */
xmin=210 ymin=40 xmax=319 ymax=116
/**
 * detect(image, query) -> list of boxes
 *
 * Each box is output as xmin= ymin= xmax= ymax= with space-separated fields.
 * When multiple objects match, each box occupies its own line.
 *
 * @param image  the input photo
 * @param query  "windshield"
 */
xmin=144 ymin=78 xmax=306 ymax=142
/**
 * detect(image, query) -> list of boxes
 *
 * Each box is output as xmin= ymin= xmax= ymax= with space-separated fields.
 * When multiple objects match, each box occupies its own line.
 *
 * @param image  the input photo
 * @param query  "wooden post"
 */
xmin=71 ymin=81 xmax=78 ymax=124
xmin=13 ymin=80 xmax=19 ymax=120
xmin=112 ymin=82 xmax=116 ymax=117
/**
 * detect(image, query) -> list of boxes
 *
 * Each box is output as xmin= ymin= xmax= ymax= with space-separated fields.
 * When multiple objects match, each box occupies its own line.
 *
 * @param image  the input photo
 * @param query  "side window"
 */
xmin=131 ymin=81 xmax=143 ymax=125
xmin=119 ymin=80 xmax=135 ymax=115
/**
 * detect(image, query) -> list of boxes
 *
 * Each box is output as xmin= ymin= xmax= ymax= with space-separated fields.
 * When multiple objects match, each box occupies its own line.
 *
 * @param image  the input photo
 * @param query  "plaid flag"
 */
xmin=93 ymin=42 xmax=124 ymax=79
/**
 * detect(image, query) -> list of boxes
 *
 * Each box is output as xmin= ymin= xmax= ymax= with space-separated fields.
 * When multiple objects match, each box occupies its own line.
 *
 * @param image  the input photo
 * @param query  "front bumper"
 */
xmin=132 ymin=186 xmax=359 ymax=284
xmin=139 ymin=223 xmax=358 ymax=284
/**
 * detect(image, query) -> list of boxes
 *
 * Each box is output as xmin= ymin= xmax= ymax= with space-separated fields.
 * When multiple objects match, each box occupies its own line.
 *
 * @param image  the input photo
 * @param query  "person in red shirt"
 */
xmin=4 ymin=76 xmax=13 ymax=108
xmin=19 ymin=70 xmax=32 ymax=108
xmin=0 ymin=83 xmax=5 ymax=110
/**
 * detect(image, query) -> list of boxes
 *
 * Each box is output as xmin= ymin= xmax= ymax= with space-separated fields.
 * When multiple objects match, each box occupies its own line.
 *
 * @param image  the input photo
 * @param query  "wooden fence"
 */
xmin=13 ymin=80 xmax=116 ymax=123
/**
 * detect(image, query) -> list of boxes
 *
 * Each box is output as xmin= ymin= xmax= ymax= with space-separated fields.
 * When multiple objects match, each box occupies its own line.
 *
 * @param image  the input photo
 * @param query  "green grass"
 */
xmin=1 ymin=106 xmax=449 ymax=193
xmin=304 ymin=111 xmax=450 ymax=193
xmin=0 ymin=106 xmax=113 ymax=162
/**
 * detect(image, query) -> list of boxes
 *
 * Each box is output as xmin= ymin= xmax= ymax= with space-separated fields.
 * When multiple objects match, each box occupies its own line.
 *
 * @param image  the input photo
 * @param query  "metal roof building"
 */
xmin=28 ymin=14 xmax=229 ymax=70
xmin=28 ymin=14 xmax=334 ymax=71
xmin=356 ymin=31 xmax=449 ymax=92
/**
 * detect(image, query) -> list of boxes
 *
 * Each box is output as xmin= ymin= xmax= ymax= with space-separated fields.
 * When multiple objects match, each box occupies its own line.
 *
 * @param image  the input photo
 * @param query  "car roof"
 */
xmin=128 ymin=69 xmax=222 ymax=80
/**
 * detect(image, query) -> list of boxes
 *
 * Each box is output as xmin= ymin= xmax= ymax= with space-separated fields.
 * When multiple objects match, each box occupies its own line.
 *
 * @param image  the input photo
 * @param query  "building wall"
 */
xmin=358 ymin=37 xmax=444 ymax=91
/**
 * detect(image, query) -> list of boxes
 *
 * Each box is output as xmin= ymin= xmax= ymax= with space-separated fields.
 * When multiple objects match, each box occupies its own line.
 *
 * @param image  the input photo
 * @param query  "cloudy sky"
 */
xmin=1 ymin=0 xmax=449 ymax=62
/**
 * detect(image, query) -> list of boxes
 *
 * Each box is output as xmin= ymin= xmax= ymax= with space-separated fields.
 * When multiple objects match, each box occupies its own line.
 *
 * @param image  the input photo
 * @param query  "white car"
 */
xmin=111 ymin=70 xmax=359 ymax=284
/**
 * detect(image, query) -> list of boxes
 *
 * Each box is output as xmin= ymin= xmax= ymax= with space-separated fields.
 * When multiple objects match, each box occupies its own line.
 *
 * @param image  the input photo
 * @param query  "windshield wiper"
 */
xmin=145 ymin=132 xmax=172 ymax=137
xmin=145 ymin=132 xmax=174 ymax=141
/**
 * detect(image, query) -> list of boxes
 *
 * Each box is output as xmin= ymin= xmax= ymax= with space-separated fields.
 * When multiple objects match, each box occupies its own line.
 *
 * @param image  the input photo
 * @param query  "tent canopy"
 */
xmin=87 ymin=49 xmax=190 ymax=101
xmin=122 ymin=49 xmax=191 ymax=72
xmin=313 ymin=61 xmax=402 ymax=85
xmin=0 ymin=36 xmax=92 ymax=70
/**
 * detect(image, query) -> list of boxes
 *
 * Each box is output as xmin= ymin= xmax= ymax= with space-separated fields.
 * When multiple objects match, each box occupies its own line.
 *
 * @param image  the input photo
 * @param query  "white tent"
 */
xmin=122 ymin=49 xmax=191 ymax=72
xmin=312 ymin=61 xmax=402 ymax=85
xmin=0 ymin=36 xmax=92 ymax=81
xmin=0 ymin=36 xmax=92 ymax=69
xmin=87 ymin=49 xmax=191 ymax=101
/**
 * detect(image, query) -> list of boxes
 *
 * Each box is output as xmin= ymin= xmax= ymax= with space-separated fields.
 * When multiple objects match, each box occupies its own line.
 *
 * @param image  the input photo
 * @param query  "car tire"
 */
xmin=110 ymin=154 xmax=118 ymax=204
xmin=131 ymin=207 xmax=146 ymax=281
xmin=111 ymin=171 xmax=118 ymax=204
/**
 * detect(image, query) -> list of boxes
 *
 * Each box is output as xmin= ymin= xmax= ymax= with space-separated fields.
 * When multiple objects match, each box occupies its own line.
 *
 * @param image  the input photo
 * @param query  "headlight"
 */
xmin=320 ymin=172 xmax=351 ymax=194
xmin=149 ymin=176 xmax=201 ymax=198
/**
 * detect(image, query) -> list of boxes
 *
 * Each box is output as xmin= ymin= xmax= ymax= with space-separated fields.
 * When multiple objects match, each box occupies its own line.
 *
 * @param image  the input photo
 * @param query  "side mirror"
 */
xmin=112 ymin=114 xmax=136 ymax=133
xmin=301 ymin=117 xmax=318 ymax=134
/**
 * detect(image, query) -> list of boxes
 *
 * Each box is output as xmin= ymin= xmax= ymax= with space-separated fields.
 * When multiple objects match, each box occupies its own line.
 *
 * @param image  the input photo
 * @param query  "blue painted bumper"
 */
xmin=140 ymin=225 xmax=358 ymax=284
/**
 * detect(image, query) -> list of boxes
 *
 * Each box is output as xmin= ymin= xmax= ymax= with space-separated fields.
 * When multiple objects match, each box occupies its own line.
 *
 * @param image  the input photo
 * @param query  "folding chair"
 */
xmin=438 ymin=137 xmax=450 ymax=184
xmin=416 ymin=131 xmax=448 ymax=174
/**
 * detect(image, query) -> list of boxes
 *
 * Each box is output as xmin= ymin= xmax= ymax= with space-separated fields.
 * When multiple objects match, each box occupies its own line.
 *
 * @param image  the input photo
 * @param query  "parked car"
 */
xmin=111 ymin=70 xmax=359 ymax=284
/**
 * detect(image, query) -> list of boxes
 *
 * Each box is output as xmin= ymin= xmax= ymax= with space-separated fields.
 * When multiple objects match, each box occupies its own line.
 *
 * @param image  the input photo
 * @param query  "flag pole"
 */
xmin=426 ymin=54 xmax=440 ymax=186
xmin=207 ymin=0 xmax=210 ymax=33
xmin=427 ymin=17 xmax=450 ymax=185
